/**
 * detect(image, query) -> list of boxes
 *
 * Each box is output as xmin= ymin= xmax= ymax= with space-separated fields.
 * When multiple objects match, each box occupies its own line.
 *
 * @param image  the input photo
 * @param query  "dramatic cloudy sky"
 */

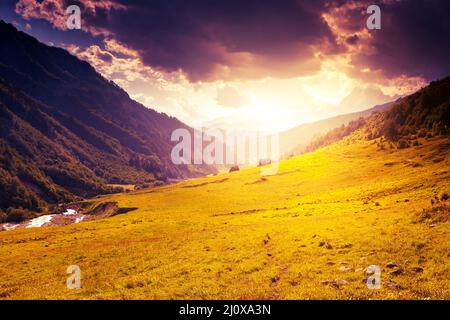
xmin=1 ymin=0 xmax=449 ymax=132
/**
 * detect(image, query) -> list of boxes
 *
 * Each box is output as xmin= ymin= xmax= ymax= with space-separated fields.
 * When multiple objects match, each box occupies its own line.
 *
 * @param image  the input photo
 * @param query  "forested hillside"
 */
xmin=0 ymin=21 xmax=214 ymax=219
xmin=306 ymin=77 xmax=450 ymax=152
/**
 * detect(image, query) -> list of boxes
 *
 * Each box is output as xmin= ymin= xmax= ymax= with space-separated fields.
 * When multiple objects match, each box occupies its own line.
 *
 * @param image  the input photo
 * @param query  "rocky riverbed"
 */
xmin=1 ymin=208 xmax=87 ymax=231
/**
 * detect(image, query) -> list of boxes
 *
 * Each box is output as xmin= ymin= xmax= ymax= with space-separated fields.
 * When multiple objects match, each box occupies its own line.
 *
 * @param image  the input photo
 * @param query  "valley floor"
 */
xmin=0 ymin=137 xmax=449 ymax=299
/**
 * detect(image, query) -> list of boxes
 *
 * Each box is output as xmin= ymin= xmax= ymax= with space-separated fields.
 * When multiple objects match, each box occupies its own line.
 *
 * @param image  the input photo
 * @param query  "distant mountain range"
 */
xmin=0 ymin=21 xmax=213 ymax=213
xmin=337 ymin=85 xmax=399 ymax=114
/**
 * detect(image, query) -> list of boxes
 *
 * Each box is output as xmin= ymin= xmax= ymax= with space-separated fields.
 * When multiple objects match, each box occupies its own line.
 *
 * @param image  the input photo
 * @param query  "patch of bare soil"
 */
xmin=83 ymin=201 xmax=138 ymax=218
xmin=415 ymin=199 xmax=449 ymax=225
xmin=182 ymin=178 xmax=229 ymax=188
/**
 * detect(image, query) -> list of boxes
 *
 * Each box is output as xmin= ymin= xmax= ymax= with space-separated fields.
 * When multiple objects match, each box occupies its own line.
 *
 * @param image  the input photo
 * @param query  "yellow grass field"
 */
xmin=0 ymin=136 xmax=449 ymax=300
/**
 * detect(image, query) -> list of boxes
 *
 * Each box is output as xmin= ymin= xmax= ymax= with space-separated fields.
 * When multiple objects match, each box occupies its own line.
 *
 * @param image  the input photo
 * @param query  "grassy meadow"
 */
xmin=0 ymin=136 xmax=449 ymax=299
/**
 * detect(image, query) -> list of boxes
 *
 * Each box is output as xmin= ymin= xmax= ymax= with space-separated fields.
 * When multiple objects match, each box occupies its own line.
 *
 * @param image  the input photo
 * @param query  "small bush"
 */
xmin=417 ymin=129 xmax=427 ymax=138
xmin=112 ymin=187 xmax=125 ymax=194
xmin=135 ymin=183 xmax=152 ymax=190
xmin=397 ymin=140 xmax=409 ymax=149
xmin=6 ymin=207 xmax=31 ymax=223
xmin=416 ymin=203 xmax=449 ymax=224
xmin=0 ymin=210 xmax=7 ymax=223
xmin=382 ymin=119 xmax=399 ymax=141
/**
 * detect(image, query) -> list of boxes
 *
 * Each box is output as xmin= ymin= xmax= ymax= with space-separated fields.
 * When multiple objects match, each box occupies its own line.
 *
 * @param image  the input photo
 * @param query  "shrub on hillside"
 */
xmin=229 ymin=166 xmax=240 ymax=172
xmin=397 ymin=139 xmax=409 ymax=149
xmin=417 ymin=129 xmax=427 ymax=138
xmin=416 ymin=202 xmax=449 ymax=224
xmin=0 ymin=170 xmax=41 ymax=212
xmin=6 ymin=207 xmax=31 ymax=223
xmin=135 ymin=183 xmax=152 ymax=190
xmin=382 ymin=119 xmax=399 ymax=141
xmin=0 ymin=210 xmax=6 ymax=223
xmin=154 ymin=180 xmax=165 ymax=187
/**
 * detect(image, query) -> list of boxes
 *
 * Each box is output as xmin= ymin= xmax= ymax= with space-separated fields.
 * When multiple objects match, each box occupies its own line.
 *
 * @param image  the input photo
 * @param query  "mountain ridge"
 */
xmin=0 ymin=21 xmax=213 ymax=216
xmin=305 ymin=76 xmax=450 ymax=152
xmin=280 ymin=99 xmax=397 ymax=156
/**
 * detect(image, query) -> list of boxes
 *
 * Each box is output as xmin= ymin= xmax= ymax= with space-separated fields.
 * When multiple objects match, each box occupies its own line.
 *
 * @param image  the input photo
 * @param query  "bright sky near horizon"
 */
xmin=2 ymin=0 xmax=448 ymax=132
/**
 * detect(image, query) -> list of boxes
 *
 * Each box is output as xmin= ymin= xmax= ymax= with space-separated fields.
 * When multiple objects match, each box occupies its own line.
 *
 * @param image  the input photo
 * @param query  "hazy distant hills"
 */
xmin=338 ymin=85 xmax=398 ymax=114
xmin=280 ymin=100 xmax=397 ymax=156
xmin=280 ymin=74 xmax=449 ymax=156
xmin=305 ymin=76 xmax=450 ymax=152
xmin=0 ymin=21 xmax=213 ymax=213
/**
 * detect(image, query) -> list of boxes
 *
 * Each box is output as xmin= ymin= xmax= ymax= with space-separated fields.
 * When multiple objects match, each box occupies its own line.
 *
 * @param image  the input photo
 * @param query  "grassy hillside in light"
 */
xmin=0 ymin=136 xmax=449 ymax=299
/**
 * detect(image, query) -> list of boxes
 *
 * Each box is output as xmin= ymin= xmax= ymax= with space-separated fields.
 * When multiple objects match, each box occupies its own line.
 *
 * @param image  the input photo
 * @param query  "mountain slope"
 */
xmin=0 ymin=21 xmax=213 ymax=214
xmin=1 ymin=131 xmax=448 ymax=299
xmin=280 ymin=100 xmax=396 ymax=156
xmin=305 ymin=76 xmax=450 ymax=152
